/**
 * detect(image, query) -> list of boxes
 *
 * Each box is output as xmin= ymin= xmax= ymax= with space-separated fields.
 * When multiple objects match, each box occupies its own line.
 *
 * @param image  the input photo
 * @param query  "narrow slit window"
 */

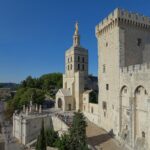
xmin=78 ymin=64 xmax=80 ymax=70
xmin=106 ymin=84 xmax=109 ymax=90
xmin=137 ymin=38 xmax=142 ymax=46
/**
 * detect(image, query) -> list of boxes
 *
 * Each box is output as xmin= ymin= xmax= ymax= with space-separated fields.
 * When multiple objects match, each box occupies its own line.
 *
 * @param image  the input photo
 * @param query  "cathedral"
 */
xmin=56 ymin=8 xmax=150 ymax=150
xmin=55 ymin=22 xmax=98 ymax=112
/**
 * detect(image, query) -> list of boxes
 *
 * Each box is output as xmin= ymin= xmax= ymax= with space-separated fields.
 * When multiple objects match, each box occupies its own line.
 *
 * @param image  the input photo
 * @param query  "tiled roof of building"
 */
xmin=59 ymin=89 xmax=72 ymax=96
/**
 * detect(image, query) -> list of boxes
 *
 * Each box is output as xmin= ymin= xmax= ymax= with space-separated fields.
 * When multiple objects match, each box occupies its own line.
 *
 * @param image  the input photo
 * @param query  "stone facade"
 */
xmin=13 ymin=112 xmax=69 ymax=145
xmin=13 ymin=113 xmax=52 ymax=145
xmin=96 ymin=8 xmax=150 ymax=150
xmin=12 ymin=8 xmax=150 ymax=150
xmin=0 ymin=134 xmax=5 ymax=150
xmin=55 ymin=22 xmax=98 ymax=112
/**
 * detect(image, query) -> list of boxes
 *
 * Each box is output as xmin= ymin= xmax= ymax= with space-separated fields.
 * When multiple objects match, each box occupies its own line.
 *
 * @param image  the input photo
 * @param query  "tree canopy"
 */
xmin=69 ymin=112 xmax=88 ymax=150
xmin=35 ymin=112 xmax=88 ymax=150
xmin=5 ymin=73 xmax=62 ymax=119
xmin=55 ymin=112 xmax=89 ymax=150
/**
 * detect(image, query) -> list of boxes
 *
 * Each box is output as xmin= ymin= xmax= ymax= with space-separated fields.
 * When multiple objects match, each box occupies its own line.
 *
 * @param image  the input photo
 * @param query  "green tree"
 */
xmin=45 ymin=128 xmax=59 ymax=147
xmin=36 ymin=119 xmax=46 ymax=150
xmin=5 ymin=73 xmax=62 ymax=119
xmin=55 ymin=133 xmax=70 ymax=150
xmin=69 ymin=112 xmax=88 ymax=150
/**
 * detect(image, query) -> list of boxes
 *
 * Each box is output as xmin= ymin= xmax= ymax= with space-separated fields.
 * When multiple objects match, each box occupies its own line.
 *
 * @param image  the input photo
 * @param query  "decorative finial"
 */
xmin=74 ymin=21 xmax=79 ymax=35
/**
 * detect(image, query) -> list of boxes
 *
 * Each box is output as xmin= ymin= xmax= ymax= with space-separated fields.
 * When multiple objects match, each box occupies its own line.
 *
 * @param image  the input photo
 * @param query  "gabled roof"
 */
xmin=58 ymin=89 xmax=72 ymax=96
xmin=83 ymin=89 xmax=93 ymax=94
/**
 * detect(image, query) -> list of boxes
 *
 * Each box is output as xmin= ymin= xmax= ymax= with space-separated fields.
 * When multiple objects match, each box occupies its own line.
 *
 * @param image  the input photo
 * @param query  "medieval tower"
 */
xmin=96 ymin=8 xmax=150 ymax=149
xmin=56 ymin=22 xmax=89 ymax=111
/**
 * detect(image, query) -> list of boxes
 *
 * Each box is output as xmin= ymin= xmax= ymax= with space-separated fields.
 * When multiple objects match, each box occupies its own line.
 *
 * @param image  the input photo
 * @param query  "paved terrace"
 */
xmin=86 ymin=121 xmax=124 ymax=150
xmin=53 ymin=110 xmax=126 ymax=150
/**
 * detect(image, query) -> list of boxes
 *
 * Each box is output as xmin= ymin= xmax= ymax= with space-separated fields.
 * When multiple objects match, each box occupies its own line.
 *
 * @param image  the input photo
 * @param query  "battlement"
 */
xmin=120 ymin=63 xmax=150 ymax=74
xmin=96 ymin=8 xmax=150 ymax=36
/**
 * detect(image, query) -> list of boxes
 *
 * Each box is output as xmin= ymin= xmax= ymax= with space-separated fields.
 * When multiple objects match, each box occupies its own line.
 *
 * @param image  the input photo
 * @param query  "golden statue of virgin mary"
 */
xmin=74 ymin=21 xmax=79 ymax=35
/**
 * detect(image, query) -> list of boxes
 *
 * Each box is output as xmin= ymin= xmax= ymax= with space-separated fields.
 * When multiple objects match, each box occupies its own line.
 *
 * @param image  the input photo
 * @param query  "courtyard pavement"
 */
xmin=86 ymin=121 xmax=122 ymax=150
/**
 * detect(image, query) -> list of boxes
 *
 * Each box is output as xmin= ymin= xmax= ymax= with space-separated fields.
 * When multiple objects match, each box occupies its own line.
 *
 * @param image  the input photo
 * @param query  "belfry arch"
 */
xmin=134 ymin=86 xmax=148 ymax=140
xmin=119 ymin=85 xmax=130 ymax=136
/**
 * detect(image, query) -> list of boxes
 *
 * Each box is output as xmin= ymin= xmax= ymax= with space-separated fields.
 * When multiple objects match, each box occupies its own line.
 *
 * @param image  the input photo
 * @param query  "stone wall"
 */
xmin=13 ymin=114 xmax=52 ymax=145
xmin=96 ymin=8 xmax=150 ymax=150
xmin=51 ymin=116 xmax=69 ymax=136
xmin=83 ymin=103 xmax=99 ymax=125
xmin=13 ymin=113 xmax=69 ymax=145
xmin=119 ymin=64 xmax=150 ymax=149
xmin=0 ymin=134 xmax=5 ymax=150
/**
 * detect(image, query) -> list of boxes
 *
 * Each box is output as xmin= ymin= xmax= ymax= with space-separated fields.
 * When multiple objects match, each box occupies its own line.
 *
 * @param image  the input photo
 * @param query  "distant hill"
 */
xmin=0 ymin=83 xmax=19 ymax=90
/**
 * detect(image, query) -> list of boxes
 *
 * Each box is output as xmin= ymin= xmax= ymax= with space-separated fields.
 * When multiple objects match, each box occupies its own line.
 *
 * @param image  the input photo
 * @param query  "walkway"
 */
xmin=86 ymin=121 xmax=122 ymax=150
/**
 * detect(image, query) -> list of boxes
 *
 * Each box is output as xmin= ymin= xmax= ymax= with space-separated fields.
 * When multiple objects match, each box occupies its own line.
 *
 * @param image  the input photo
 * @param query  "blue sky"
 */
xmin=0 ymin=0 xmax=150 ymax=83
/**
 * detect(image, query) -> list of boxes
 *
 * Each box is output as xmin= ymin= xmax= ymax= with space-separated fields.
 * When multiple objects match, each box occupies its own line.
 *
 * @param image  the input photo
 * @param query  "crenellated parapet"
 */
xmin=96 ymin=8 xmax=150 ymax=37
xmin=120 ymin=63 xmax=150 ymax=74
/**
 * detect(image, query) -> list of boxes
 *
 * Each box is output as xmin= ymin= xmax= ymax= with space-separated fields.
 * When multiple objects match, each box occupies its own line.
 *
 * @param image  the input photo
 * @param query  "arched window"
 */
xmin=124 ymin=88 xmax=127 ymax=93
xmin=58 ymin=98 xmax=62 ymax=109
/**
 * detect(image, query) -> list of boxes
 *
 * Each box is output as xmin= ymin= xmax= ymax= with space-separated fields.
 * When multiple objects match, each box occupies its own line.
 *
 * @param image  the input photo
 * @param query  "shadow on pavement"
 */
xmin=87 ymin=133 xmax=112 ymax=147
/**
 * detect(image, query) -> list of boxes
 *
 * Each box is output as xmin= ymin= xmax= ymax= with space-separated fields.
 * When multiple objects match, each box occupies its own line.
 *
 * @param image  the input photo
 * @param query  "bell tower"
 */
xmin=63 ymin=22 xmax=89 ymax=111
xmin=65 ymin=22 xmax=88 ymax=77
